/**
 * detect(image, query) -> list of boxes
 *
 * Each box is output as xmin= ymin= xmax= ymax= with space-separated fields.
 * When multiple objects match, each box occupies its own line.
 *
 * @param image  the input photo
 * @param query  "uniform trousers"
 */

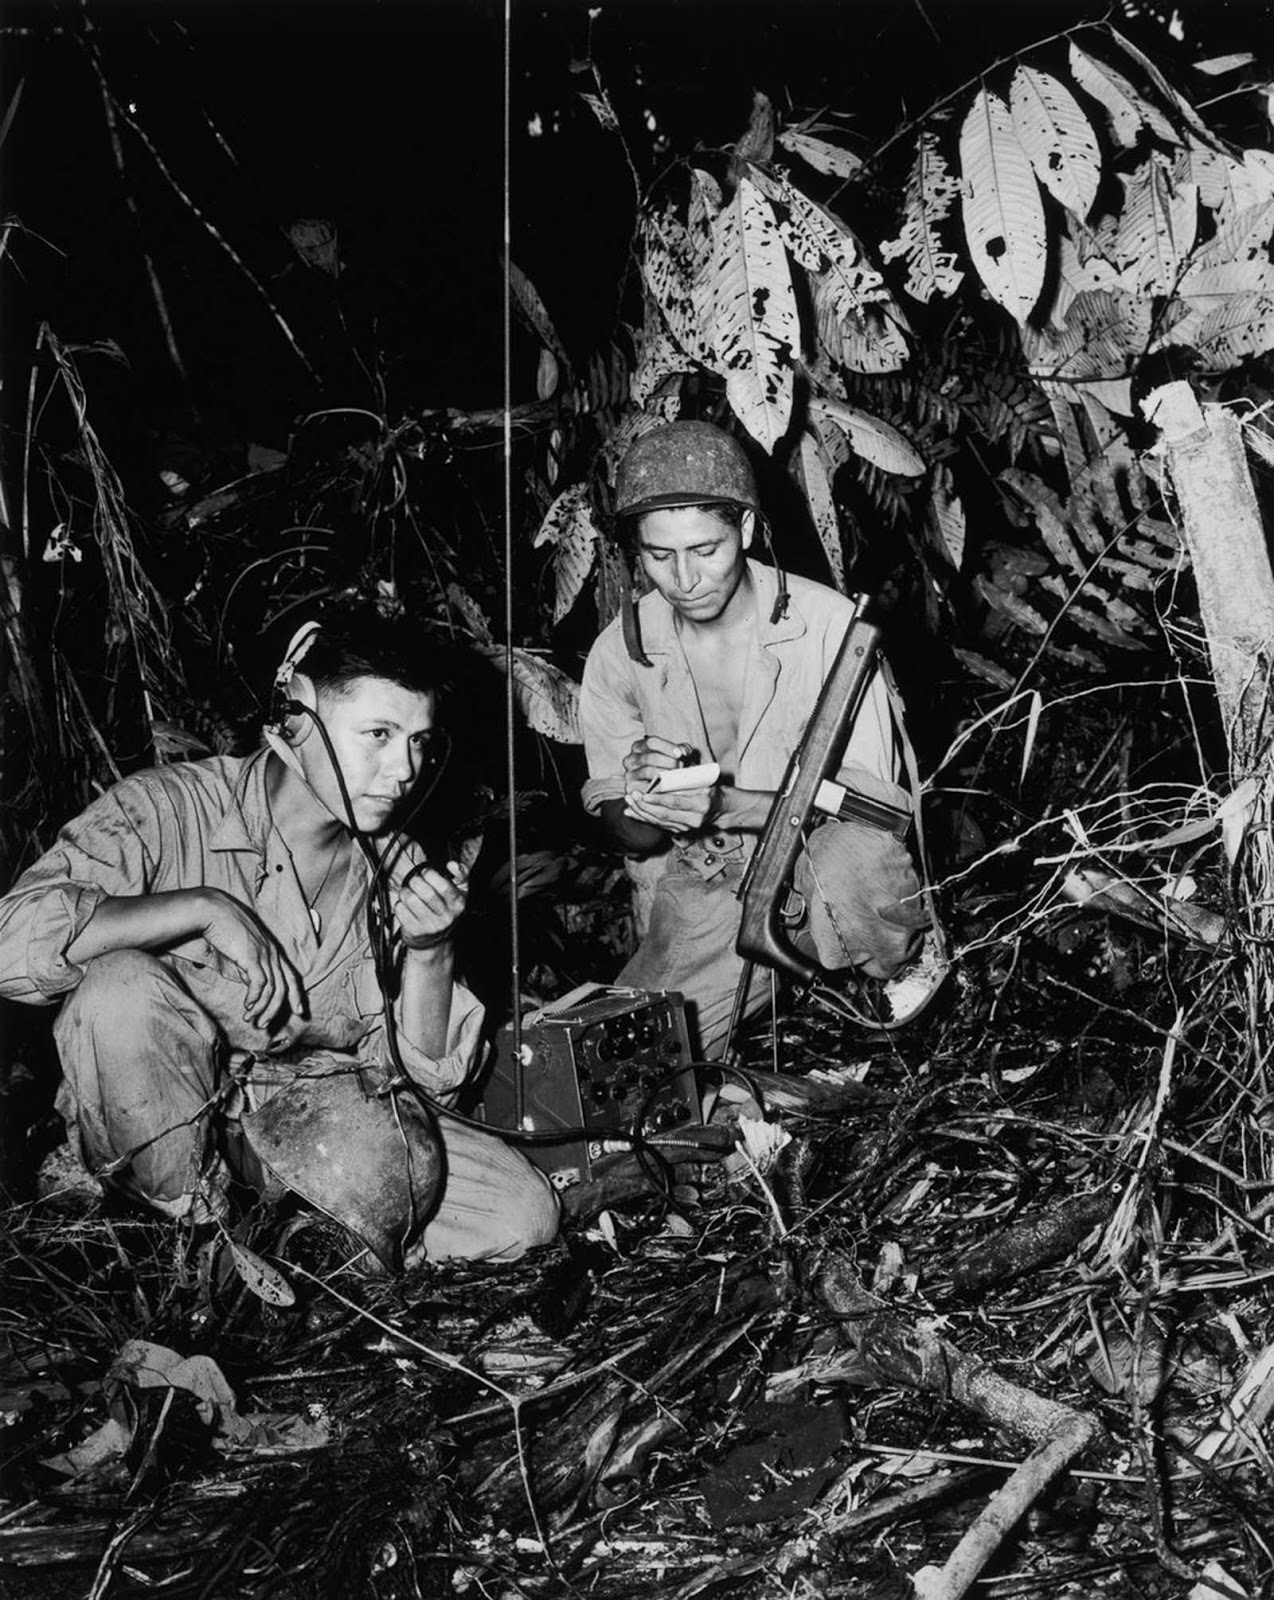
xmin=52 ymin=950 xmax=559 ymax=1262
xmin=618 ymin=819 xmax=928 ymax=1059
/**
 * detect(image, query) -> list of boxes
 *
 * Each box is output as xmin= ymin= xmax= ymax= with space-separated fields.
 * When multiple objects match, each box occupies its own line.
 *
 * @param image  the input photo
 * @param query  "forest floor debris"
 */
xmin=2 ymin=932 xmax=1273 ymax=1599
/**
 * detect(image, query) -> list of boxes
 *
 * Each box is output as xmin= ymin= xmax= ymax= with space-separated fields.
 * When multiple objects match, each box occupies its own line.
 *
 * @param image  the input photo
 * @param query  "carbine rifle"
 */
xmin=735 ymin=606 xmax=910 ymax=985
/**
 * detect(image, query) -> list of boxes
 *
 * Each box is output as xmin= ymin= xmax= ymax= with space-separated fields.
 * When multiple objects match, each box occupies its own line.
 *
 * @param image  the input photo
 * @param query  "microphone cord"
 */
xmin=282 ymin=702 xmax=713 ymax=1188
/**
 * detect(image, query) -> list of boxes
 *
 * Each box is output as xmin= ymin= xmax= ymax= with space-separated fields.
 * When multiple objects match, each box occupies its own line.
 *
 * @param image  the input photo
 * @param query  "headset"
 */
xmin=267 ymin=620 xmax=737 ymax=1199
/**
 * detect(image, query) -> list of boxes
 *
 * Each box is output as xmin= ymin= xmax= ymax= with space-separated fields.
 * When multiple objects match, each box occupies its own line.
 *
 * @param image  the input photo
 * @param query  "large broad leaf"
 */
xmin=880 ymin=132 xmax=965 ymax=303
xmin=1179 ymin=199 xmax=1274 ymax=281
xmin=1111 ymin=158 xmax=1197 ymax=294
xmin=642 ymin=203 xmax=711 ymax=365
xmin=687 ymin=168 xmax=723 ymax=348
xmin=775 ymin=175 xmax=909 ymax=373
xmin=775 ymin=176 xmax=849 ymax=273
xmin=1009 ymin=66 xmax=1101 ymax=220
xmin=1068 ymin=44 xmax=1177 ymax=148
xmin=777 ymin=127 xmax=862 ymax=179
xmin=481 ymin=647 xmax=582 ymax=744
xmin=1180 ymin=146 xmax=1274 ymax=232
xmin=1106 ymin=26 xmax=1222 ymax=150
xmin=809 ymin=396 xmax=926 ymax=476
xmin=706 ymin=175 xmax=799 ymax=454
xmin=1022 ymin=288 xmax=1150 ymax=410
xmin=794 ymin=429 xmax=846 ymax=590
xmin=1049 ymin=229 xmax=1123 ymax=329
xmin=631 ymin=292 xmax=693 ymax=408
xmin=532 ymin=484 xmax=600 ymax=623
xmin=1162 ymin=289 xmax=1274 ymax=367
xmin=808 ymin=393 xmax=853 ymax=474
xmin=838 ymin=307 xmax=911 ymax=375
xmin=959 ymin=88 xmax=1047 ymax=323
xmin=1172 ymin=259 xmax=1274 ymax=311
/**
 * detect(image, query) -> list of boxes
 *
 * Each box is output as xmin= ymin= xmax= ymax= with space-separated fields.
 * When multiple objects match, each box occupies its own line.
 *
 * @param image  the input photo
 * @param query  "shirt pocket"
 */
xmin=349 ymin=958 xmax=387 ymax=1024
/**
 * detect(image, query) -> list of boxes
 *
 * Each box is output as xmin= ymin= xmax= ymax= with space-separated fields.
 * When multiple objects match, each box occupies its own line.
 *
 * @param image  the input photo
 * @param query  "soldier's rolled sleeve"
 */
xmin=579 ymin=632 xmax=643 ymax=817
xmin=356 ymin=981 xmax=486 ymax=1108
xmin=0 ymin=880 xmax=111 ymax=1002
xmin=0 ymin=788 xmax=156 ymax=1003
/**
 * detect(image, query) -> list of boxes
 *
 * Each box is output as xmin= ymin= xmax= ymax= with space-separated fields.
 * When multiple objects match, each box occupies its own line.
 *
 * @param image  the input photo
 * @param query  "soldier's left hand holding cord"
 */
xmin=391 ymin=847 xmax=469 ymax=951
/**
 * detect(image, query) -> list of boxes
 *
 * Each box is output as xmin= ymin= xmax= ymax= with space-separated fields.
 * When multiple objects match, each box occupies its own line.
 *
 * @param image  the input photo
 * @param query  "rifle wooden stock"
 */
xmin=736 ymin=617 xmax=881 ymax=983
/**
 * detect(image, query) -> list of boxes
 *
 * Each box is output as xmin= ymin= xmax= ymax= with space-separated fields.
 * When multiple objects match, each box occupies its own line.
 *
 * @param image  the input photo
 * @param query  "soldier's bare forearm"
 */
xmin=65 ymin=889 xmax=223 ymax=965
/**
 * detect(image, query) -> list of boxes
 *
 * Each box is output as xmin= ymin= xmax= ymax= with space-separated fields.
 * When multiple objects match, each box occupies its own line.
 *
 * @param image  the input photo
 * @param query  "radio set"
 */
xmin=479 ymin=984 xmax=701 ymax=1185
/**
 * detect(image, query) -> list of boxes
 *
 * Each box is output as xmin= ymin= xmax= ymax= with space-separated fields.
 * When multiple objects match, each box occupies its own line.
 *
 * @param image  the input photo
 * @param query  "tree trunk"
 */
xmin=1142 ymin=381 xmax=1274 ymax=774
xmin=1144 ymin=379 xmax=1274 ymax=1157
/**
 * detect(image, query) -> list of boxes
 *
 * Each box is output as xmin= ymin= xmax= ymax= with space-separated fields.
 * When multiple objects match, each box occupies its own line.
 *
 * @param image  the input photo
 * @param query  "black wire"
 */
xmin=280 ymin=701 xmax=728 ymax=1166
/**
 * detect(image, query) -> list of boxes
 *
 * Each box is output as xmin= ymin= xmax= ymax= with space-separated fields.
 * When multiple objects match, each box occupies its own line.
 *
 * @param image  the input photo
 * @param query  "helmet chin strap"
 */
xmin=618 ymin=509 xmax=788 ymax=664
xmin=621 ymin=566 xmax=652 ymax=667
xmin=759 ymin=516 xmax=790 ymax=623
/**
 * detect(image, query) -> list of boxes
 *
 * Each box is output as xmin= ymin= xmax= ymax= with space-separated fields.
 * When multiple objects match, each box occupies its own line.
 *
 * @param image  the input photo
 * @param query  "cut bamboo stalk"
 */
xmin=1061 ymin=866 xmax=1225 ymax=947
xmin=1142 ymin=383 xmax=1274 ymax=773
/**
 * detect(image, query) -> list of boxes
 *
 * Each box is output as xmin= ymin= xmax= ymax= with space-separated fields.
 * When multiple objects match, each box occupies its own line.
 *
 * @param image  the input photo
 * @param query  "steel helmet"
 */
xmin=241 ymin=1068 xmax=443 ymax=1273
xmin=614 ymin=421 xmax=759 ymax=520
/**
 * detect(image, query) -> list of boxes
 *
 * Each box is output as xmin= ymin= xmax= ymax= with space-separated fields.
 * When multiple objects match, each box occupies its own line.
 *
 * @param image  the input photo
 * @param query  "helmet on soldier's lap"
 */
xmin=241 ymin=1067 xmax=443 ymax=1273
xmin=614 ymin=421 xmax=759 ymax=520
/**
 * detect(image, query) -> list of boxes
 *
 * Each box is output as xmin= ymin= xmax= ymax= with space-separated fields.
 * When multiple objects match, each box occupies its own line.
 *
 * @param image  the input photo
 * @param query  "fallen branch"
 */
xmin=823 ymin=1465 xmax=994 ymax=1539
xmin=818 ymin=1253 xmax=1104 ymax=1600
xmin=911 ymin=1415 xmax=1096 ymax=1600
xmin=947 ymin=1190 xmax=1113 ymax=1293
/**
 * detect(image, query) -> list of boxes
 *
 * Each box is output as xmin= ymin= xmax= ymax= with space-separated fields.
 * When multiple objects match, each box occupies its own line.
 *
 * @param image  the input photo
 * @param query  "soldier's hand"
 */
xmin=622 ymin=784 xmax=718 ymax=835
xmin=199 ymin=890 xmax=305 ymax=1030
xmin=391 ymin=851 xmax=468 ymax=951
xmin=622 ymin=736 xmax=696 ymax=795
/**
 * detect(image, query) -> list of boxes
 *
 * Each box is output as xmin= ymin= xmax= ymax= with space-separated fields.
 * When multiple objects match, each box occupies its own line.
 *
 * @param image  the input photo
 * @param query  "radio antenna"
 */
xmin=502 ymin=0 xmax=523 ymax=1066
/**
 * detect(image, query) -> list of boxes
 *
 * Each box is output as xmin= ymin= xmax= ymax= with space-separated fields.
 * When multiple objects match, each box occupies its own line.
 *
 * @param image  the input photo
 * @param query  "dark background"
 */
xmin=8 ymin=0 xmax=1266 ymax=468
xmin=1 ymin=0 xmax=1272 ymax=1174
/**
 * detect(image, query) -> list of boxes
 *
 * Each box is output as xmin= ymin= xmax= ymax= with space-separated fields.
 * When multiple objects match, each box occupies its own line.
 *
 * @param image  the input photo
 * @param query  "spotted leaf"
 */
xmin=1010 ymin=65 xmax=1101 ymax=220
xmin=705 ymin=175 xmax=799 ymax=453
xmin=532 ymin=484 xmax=600 ymax=623
xmin=481 ymin=647 xmax=581 ymax=744
xmin=959 ymin=88 xmax=1047 ymax=323
xmin=880 ymin=132 xmax=965 ymax=303
xmin=794 ymin=429 xmax=846 ymax=591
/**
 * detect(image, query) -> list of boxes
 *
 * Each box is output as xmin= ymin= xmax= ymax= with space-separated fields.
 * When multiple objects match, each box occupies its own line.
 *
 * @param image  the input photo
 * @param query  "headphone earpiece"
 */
xmin=270 ymin=620 xmax=322 ymax=729
xmin=272 ymin=694 xmax=309 ymax=742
